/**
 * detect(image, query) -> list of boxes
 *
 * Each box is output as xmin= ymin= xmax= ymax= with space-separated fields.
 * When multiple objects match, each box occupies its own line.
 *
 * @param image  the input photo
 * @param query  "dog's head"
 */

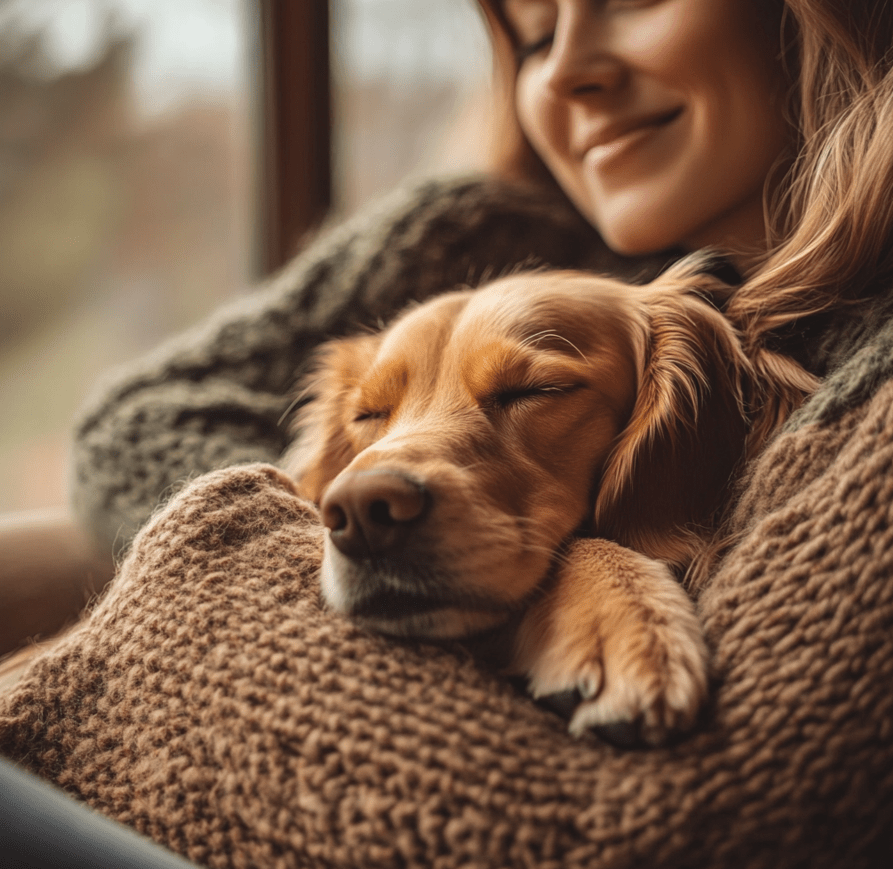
xmin=286 ymin=258 xmax=813 ymax=639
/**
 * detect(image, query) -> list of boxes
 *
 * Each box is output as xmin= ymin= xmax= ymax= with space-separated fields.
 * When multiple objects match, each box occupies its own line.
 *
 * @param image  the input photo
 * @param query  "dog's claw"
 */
xmin=578 ymin=670 xmax=601 ymax=700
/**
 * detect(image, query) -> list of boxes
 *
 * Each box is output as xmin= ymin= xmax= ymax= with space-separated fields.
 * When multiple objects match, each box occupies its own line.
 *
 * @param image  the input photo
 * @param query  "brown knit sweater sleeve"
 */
xmin=70 ymin=176 xmax=662 ymax=556
xmin=2 ymin=322 xmax=892 ymax=866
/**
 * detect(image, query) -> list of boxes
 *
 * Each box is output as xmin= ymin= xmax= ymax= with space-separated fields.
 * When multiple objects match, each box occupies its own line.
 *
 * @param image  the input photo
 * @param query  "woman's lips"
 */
xmin=583 ymin=108 xmax=684 ymax=172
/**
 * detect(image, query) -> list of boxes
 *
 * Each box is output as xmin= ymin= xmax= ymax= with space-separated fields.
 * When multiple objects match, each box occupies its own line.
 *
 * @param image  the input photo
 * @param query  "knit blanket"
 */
xmin=2 ymin=177 xmax=893 ymax=867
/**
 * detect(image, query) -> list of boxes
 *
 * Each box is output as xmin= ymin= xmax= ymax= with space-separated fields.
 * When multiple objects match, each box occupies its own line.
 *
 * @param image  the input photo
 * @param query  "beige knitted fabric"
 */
xmin=3 ymin=379 xmax=893 ymax=866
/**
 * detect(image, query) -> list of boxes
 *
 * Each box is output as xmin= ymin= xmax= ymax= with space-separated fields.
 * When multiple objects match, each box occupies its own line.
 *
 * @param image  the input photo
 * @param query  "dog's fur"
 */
xmin=285 ymin=256 xmax=816 ymax=742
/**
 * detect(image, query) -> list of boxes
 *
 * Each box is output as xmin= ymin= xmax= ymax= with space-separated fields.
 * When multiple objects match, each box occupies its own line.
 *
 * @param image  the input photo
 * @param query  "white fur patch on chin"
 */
xmin=319 ymin=535 xmax=507 ymax=639
xmin=319 ymin=535 xmax=352 ymax=614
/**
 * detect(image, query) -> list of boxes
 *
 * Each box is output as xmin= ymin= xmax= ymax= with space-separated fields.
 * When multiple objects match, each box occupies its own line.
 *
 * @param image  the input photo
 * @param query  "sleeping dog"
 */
xmin=285 ymin=256 xmax=815 ymax=744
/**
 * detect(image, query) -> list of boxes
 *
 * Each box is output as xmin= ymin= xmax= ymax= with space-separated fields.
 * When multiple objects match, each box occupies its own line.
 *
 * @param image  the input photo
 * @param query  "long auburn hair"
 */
xmin=476 ymin=0 xmax=893 ymax=352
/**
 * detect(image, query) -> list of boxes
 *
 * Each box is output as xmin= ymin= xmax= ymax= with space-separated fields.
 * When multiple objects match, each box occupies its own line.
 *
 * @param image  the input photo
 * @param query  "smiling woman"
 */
xmin=497 ymin=0 xmax=792 ymax=256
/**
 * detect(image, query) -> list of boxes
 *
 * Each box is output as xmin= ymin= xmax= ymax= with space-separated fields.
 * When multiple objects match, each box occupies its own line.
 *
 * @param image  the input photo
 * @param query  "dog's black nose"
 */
xmin=320 ymin=470 xmax=429 ymax=559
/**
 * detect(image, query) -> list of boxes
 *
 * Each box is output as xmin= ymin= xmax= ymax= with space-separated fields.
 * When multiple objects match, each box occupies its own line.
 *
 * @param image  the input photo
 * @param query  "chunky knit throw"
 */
xmin=2 ymin=176 xmax=892 ymax=867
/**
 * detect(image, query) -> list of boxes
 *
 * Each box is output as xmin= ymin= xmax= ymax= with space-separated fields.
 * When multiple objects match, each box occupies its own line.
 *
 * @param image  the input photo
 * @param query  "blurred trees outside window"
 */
xmin=331 ymin=0 xmax=490 ymax=214
xmin=0 ymin=0 xmax=489 ymax=514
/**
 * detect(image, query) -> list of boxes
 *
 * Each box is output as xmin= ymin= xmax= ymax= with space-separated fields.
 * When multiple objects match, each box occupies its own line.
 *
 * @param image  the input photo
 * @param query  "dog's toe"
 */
xmin=566 ymin=630 xmax=707 ymax=745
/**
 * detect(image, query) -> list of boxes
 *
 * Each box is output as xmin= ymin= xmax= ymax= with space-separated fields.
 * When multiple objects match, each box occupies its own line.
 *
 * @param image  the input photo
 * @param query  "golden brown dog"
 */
xmin=285 ymin=256 xmax=815 ymax=743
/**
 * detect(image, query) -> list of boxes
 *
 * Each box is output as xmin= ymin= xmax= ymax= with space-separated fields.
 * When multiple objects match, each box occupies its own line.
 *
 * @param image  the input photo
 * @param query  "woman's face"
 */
xmin=504 ymin=0 xmax=792 ymax=255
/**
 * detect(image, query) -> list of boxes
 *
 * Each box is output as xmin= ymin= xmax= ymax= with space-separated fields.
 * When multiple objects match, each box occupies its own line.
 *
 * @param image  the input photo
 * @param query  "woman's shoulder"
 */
xmin=288 ymin=172 xmax=665 ymax=291
xmin=787 ymin=285 xmax=893 ymax=433
xmin=718 ymin=280 xmax=893 ymax=555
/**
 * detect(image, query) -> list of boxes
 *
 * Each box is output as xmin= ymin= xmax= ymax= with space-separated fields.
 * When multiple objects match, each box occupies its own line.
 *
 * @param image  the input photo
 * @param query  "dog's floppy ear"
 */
xmin=740 ymin=340 xmax=820 ymax=461
xmin=284 ymin=333 xmax=381 ymax=503
xmin=592 ymin=262 xmax=752 ymax=569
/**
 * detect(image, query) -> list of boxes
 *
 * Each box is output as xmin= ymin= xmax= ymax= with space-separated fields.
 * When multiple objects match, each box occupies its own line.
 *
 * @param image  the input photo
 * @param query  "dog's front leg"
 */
xmin=510 ymin=538 xmax=709 ymax=745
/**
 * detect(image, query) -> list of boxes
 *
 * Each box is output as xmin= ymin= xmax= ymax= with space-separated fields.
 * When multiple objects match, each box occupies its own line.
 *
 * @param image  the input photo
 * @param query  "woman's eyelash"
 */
xmin=512 ymin=0 xmax=651 ymax=64
xmin=515 ymin=33 xmax=553 ymax=63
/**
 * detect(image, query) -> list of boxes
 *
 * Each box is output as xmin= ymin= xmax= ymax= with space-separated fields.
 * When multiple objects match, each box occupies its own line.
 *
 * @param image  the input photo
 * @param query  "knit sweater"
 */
xmin=2 ymin=176 xmax=892 ymax=868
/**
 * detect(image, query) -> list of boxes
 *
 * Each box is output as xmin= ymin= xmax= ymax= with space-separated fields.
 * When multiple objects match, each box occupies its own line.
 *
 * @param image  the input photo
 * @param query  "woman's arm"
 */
xmin=0 ymin=509 xmax=115 ymax=660
xmin=70 ymin=175 xmax=664 ymax=556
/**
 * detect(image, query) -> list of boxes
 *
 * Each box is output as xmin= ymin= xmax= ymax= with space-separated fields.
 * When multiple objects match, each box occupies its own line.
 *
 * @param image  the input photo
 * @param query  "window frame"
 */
xmin=255 ymin=0 xmax=333 ymax=276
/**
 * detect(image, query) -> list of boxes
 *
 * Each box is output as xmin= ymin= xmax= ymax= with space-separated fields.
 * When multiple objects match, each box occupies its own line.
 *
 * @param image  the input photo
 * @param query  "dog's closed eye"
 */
xmin=353 ymin=407 xmax=391 ymax=423
xmin=488 ymin=382 xmax=584 ymax=410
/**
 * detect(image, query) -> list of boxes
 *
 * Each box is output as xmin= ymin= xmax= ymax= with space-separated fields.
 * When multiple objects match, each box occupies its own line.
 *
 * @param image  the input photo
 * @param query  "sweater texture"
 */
xmin=2 ymin=176 xmax=892 ymax=867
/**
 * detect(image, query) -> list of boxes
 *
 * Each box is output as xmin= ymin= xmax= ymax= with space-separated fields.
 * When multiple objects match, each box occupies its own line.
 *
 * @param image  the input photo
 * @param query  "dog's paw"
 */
xmin=514 ymin=540 xmax=709 ymax=746
xmin=530 ymin=601 xmax=708 ymax=745
xmin=569 ymin=614 xmax=707 ymax=745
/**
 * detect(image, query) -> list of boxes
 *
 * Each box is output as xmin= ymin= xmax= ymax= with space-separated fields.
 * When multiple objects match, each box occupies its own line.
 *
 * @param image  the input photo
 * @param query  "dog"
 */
xmin=285 ymin=255 xmax=816 ymax=744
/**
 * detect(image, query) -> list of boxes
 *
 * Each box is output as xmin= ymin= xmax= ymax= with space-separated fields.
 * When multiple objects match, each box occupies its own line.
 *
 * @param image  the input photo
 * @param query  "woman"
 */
xmin=2 ymin=1 xmax=892 ymax=866
xmin=485 ymin=0 xmax=793 ymax=259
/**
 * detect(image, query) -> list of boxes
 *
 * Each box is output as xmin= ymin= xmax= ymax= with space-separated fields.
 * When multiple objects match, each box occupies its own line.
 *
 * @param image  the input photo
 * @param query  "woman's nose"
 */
xmin=542 ymin=7 xmax=625 ymax=100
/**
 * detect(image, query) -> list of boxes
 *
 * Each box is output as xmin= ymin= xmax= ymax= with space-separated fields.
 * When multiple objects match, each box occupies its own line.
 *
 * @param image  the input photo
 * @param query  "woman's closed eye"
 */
xmin=503 ymin=0 xmax=556 ymax=63
xmin=506 ymin=0 xmax=661 ymax=64
xmin=515 ymin=32 xmax=554 ymax=63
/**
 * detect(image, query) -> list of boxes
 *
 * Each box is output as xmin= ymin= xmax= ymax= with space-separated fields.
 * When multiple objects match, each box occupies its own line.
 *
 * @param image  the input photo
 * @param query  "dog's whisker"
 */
xmin=454 ymin=460 xmax=489 ymax=474
xmin=550 ymin=334 xmax=586 ymax=360
xmin=454 ymin=529 xmax=556 ymax=563
xmin=518 ymin=329 xmax=587 ymax=361
xmin=277 ymin=392 xmax=309 ymax=427
xmin=517 ymin=329 xmax=558 ymax=352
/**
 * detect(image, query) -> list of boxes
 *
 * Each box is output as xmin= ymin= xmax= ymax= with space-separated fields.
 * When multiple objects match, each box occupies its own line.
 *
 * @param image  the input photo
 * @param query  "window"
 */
xmin=0 ymin=0 xmax=252 ymax=512
xmin=331 ymin=0 xmax=490 ymax=216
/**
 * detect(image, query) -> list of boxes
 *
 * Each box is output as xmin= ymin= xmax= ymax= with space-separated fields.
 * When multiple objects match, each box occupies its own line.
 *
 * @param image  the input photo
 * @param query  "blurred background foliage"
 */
xmin=0 ymin=0 xmax=488 ymax=512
